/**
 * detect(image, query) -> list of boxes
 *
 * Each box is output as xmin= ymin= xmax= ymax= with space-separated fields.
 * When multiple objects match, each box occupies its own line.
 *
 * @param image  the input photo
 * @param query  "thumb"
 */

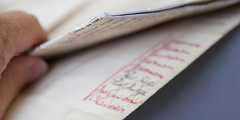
xmin=0 ymin=56 xmax=48 ymax=119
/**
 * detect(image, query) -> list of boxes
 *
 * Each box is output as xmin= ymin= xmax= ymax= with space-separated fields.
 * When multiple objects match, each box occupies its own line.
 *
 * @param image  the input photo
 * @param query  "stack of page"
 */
xmin=1 ymin=0 xmax=240 ymax=120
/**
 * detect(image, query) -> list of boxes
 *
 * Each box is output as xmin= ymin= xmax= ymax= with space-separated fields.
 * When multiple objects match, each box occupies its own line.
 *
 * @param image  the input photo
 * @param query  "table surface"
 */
xmin=125 ymin=25 xmax=240 ymax=120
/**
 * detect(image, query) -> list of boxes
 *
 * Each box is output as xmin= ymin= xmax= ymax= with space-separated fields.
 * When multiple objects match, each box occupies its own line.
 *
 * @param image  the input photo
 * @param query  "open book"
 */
xmin=1 ymin=0 xmax=240 ymax=120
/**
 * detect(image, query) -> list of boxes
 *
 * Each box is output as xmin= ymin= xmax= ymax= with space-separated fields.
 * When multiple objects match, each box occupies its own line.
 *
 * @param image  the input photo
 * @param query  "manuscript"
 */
xmin=1 ymin=0 xmax=240 ymax=120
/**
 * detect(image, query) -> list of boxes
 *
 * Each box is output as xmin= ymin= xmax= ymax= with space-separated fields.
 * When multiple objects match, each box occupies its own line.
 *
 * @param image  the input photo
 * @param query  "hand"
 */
xmin=0 ymin=11 xmax=48 ymax=119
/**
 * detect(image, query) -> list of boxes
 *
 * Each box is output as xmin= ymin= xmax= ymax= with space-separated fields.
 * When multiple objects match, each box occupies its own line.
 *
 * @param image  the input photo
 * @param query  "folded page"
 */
xmin=2 ymin=0 xmax=214 ymax=30
xmin=3 ymin=0 xmax=238 ymax=57
xmin=31 ymin=0 xmax=240 ymax=57
xmin=5 ymin=4 xmax=240 ymax=120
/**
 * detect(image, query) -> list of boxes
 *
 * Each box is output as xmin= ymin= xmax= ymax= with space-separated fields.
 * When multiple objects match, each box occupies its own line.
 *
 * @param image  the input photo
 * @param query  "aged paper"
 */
xmin=2 ymin=0 xmax=216 ymax=30
xmin=2 ymin=0 xmax=239 ymax=57
xmin=5 ymin=5 xmax=240 ymax=120
xmin=31 ymin=0 xmax=240 ymax=57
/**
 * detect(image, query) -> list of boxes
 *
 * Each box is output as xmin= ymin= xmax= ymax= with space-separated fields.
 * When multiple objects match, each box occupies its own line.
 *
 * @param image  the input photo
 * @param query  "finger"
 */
xmin=0 ymin=11 xmax=47 ymax=53
xmin=0 ymin=56 xmax=48 ymax=119
xmin=0 ymin=11 xmax=47 ymax=74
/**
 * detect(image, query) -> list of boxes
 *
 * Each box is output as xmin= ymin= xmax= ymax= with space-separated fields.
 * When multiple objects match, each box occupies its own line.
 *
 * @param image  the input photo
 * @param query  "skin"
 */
xmin=0 ymin=11 xmax=48 ymax=119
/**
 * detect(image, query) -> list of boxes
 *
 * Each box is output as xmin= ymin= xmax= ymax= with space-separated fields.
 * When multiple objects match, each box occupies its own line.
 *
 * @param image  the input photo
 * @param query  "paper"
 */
xmin=5 ymin=5 xmax=240 ymax=120
xmin=4 ymin=0 xmax=90 ymax=30
xmin=3 ymin=0 xmax=239 ymax=57
xmin=0 ymin=0 xmax=16 ymax=8
xmin=31 ymin=0 xmax=240 ymax=57
xmin=2 ymin=0 xmax=214 ymax=29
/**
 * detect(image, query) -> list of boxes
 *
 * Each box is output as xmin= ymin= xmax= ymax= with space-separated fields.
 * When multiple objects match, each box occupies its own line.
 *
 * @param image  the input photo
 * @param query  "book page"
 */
xmin=2 ymin=0 xmax=214 ymax=32
xmin=3 ymin=0 xmax=90 ymax=30
xmin=5 ymin=5 xmax=240 ymax=120
xmin=32 ymin=0 xmax=240 ymax=57
xmin=2 ymin=0 xmax=238 ymax=57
